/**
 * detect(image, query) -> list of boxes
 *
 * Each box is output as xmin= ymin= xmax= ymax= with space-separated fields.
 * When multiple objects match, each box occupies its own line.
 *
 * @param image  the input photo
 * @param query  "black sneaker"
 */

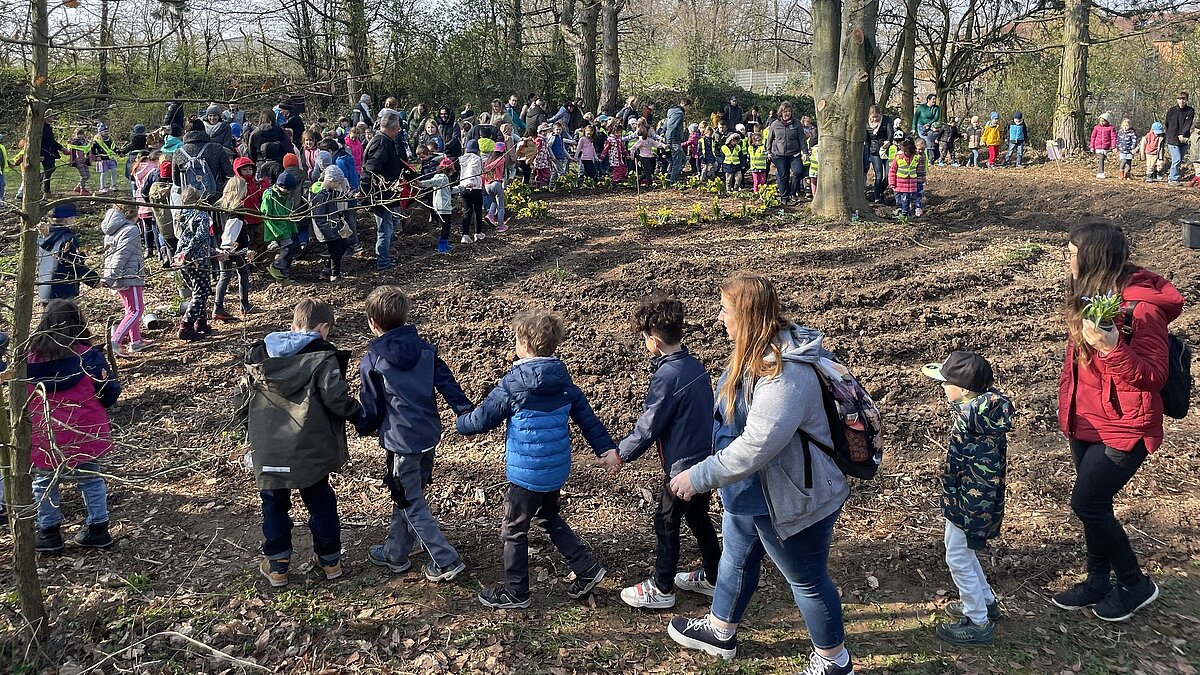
xmin=1052 ymin=578 xmax=1111 ymax=610
xmin=36 ymin=524 xmax=64 ymax=555
xmin=567 ymin=565 xmax=606 ymax=599
xmin=74 ymin=521 xmax=114 ymax=550
xmin=1093 ymin=576 xmax=1159 ymax=622
xmin=935 ymin=617 xmax=994 ymax=646
xmin=667 ymin=614 xmax=737 ymax=660
xmin=797 ymin=649 xmax=857 ymax=674
xmin=478 ymin=586 xmax=532 ymax=610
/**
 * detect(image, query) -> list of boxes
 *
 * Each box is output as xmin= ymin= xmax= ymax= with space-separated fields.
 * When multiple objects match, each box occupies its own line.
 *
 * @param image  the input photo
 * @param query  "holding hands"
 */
xmin=599 ymin=449 xmax=623 ymax=476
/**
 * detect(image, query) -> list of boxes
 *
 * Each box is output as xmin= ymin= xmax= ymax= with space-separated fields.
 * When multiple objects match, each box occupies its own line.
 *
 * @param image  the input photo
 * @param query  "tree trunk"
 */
xmin=899 ymin=0 xmax=917 ymax=129
xmin=1054 ymin=0 xmax=1090 ymax=151
xmin=97 ymin=0 xmax=111 ymax=100
xmin=811 ymin=0 xmax=878 ymax=219
xmin=876 ymin=37 xmax=903 ymax=111
xmin=344 ymin=0 xmax=369 ymax=105
xmin=560 ymin=0 xmax=599 ymax=113
xmin=7 ymin=0 xmax=51 ymax=640
xmin=598 ymin=0 xmax=622 ymax=114
xmin=508 ymin=0 xmax=524 ymax=86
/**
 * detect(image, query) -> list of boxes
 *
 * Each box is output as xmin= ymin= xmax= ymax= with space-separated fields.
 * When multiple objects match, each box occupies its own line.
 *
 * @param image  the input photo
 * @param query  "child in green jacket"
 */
xmin=262 ymin=172 xmax=298 ymax=283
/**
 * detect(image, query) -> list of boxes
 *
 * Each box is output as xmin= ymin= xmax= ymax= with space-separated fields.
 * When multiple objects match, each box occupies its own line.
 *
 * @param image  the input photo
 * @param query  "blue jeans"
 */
xmin=896 ymin=191 xmax=915 ymax=216
xmin=0 ymin=171 xmax=6 ymax=202
xmin=1168 ymin=143 xmax=1186 ymax=182
xmin=381 ymin=450 xmax=460 ymax=568
xmin=773 ymin=154 xmax=804 ymax=199
xmin=486 ymin=181 xmax=505 ymax=228
xmin=1004 ymin=142 xmax=1025 ymax=166
xmin=260 ymin=476 xmax=341 ymax=563
xmin=668 ymin=144 xmax=685 ymax=185
xmin=373 ymin=206 xmax=396 ymax=269
xmin=711 ymin=509 xmax=845 ymax=649
xmin=32 ymin=461 xmax=108 ymax=529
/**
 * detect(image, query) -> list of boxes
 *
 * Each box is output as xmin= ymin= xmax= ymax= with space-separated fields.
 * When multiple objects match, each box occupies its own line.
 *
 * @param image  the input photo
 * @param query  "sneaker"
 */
xmin=914 ymin=207 xmax=924 ymax=217
xmin=437 ymin=239 xmax=452 ymax=254
xmin=73 ymin=521 xmax=114 ymax=550
xmin=366 ymin=545 xmax=411 ymax=574
xmin=496 ymin=223 xmax=509 ymax=233
xmin=211 ymin=310 xmax=238 ymax=322
xmin=240 ymin=303 xmax=254 ymax=316
xmin=116 ymin=345 xmax=138 ymax=358
xmin=328 ymin=275 xmax=340 ymax=283
xmin=425 ymin=558 xmax=467 ymax=582
xmin=478 ymin=586 xmax=533 ymax=610
xmin=475 ymin=232 xmax=487 ymax=242
xmin=935 ymin=617 xmax=994 ymax=646
xmin=484 ymin=213 xmax=498 ymax=226
xmin=1096 ymin=172 xmax=1106 ymax=179
xmin=946 ymin=599 xmax=1002 ymax=622
xmin=797 ymin=649 xmax=857 ymax=675
xmin=36 ymin=524 xmax=64 ymax=555
xmin=1092 ymin=576 xmax=1159 ymax=622
xmin=312 ymin=555 xmax=344 ymax=581
xmin=567 ymin=565 xmax=606 ymax=599
xmin=129 ymin=339 xmax=156 ymax=352
xmin=1052 ymin=578 xmax=1111 ymax=610
xmin=667 ymin=615 xmax=737 ymax=660
xmin=620 ymin=578 xmax=676 ymax=609
xmin=674 ymin=569 xmax=716 ymax=597
xmin=259 ymin=558 xmax=289 ymax=588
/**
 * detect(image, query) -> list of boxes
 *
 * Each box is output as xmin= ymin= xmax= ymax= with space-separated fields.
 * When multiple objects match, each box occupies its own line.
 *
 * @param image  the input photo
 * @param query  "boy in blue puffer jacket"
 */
xmin=357 ymin=286 xmax=474 ymax=583
xmin=458 ymin=308 xmax=617 ymax=610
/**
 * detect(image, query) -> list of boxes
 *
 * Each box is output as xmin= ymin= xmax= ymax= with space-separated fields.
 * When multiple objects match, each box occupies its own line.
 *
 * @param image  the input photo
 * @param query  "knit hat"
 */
xmin=282 ymin=153 xmax=299 ymax=168
xmin=1013 ymin=111 xmax=1023 ymax=119
xmin=96 ymin=122 xmax=108 ymax=134
xmin=275 ymin=172 xmax=297 ymax=189
xmin=322 ymin=164 xmax=346 ymax=185
xmin=161 ymin=135 xmax=182 ymax=154
xmin=230 ymin=121 xmax=242 ymax=137
xmin=132 ymin=124 xmax=147 ymax=135
xmin=360 ymin=94 xmax=371 ymax=103
xmin=689 ymin=123 xmax=699 ymax=132
xmin=1099 ymin=112 xmax=1113 ymax=125
xmin=316 ymin=150 xmax=333 ymax=169
xmin=1152 ymin=121 xmax=1164 ymax=134
xmin=736 ymin=123 xmax=746 ymax=133
xmin=989 ymin=111 xmax=1000 ymax=120
xmin=205 ymin=104 xmax=222 ymax=117
xmin=494 ymin=142 xmax=506 ymax=152
xmin=438 ymin=157 xmax=455 ymax=170
xmin=892 ymin=129 xmax=905 ymax=140
xmin=52 ymin=203 xmax=77 ymax=219
xmin=159 ymin=160 xmax=172 ymax=178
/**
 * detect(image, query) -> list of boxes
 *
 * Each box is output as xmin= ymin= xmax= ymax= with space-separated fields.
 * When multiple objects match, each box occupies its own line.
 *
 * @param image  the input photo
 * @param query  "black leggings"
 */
xmin=1069 ymin=439 xmax=1148 ymax=587
xmin=325 ymin=239 xmax=350 ymax=277
xmin=461 ymin=188 xmax=484 ymax=236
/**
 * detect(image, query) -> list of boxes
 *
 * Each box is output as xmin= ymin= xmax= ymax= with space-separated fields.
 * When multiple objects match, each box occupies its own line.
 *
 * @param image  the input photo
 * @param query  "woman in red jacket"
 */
xmin=1053 ymin=220 xmax=1183 ymax=622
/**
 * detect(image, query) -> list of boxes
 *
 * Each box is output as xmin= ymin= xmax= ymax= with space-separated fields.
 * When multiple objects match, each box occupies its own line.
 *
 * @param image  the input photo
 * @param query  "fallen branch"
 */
xmin=76 ymin=630 xmax=272 ymax=674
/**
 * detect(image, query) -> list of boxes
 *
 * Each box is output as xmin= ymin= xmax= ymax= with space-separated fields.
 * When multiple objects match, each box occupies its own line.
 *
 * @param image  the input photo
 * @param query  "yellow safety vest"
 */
xmin=748 ymin=145 xmax=768 ymax=170
xmin=808 ymin=148 xmax=819 ymax=177
xmin=896 ymin=154 xmax=919 ymax=178
xmin=721 ymin=145 xmax=742 ymax=167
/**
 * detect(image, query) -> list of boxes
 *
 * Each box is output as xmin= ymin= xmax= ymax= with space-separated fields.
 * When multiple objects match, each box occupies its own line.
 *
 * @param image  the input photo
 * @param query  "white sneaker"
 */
xmin=674 ymin=569 xmax=716 ymax=597
xmin=460 ymin=235 xmax=473 ymax=244
xmin=620 ymin=579 xmax=676 ymax=609
xmin=1097 ymin=172 xmax=1106 ymax=179
xmin=475 ymin=232 xmax=486 ymax=242
xmin=914 ymin=207 xmax=923 ymax=217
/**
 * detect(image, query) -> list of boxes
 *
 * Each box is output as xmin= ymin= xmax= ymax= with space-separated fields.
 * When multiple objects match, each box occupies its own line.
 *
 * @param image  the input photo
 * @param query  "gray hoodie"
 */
xmin=690 ymin=325 xmax=849 ymax=540
xmin=101 ymin=208 xmax=143 ymax=289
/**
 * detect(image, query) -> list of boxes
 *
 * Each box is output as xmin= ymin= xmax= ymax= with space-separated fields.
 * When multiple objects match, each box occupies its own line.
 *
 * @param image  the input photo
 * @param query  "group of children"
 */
xmin=1090 ymin=112 xmax=1200 ymax=183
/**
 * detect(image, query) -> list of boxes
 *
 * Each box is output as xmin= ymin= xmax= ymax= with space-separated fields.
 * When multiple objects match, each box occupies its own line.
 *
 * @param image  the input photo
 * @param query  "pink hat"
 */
xmin=438 ymin=157 xmax=455 ymax=170
xmin=494 ymin=142 xmax=506 ymax=152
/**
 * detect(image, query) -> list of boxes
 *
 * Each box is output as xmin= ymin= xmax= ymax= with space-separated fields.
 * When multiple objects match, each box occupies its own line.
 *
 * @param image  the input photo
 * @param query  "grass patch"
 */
xmin=999 ymin=242 xmax=1044 ymax=266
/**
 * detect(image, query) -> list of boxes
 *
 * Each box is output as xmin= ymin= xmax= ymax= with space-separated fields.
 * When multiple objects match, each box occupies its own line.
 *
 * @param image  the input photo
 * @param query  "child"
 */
xmin=346 ymin=123 xmax=367 ymax=172
xmin=459 ymin=139 xmax=486 ymax=243
xmin=214 ymin=157 xmax=266 ymax=319
xmin=101 ymin=203 xmax=154 ymax=356
xmin=574 ymin=125 xmax=601 ymax=180
xmin=631 ymin=129 xmax=665 ymax=187
xmin=1001 ymin=112 xmax=1026 ymax=168
xmin=1116 ymin=119 xmax=1138 ymax=180
xmin=38 ymin=203 xmax=95 ymax=305
xmin=67 ymin=127 xmax=93 ymax=195
xmin=1090 ymin=112 xmax=1117 ymax=179
xmin=148 ymin=155 xmax=177 ymax=259
xmin=549 ymin=122 xmax=569 ymax=185
xmin=174 ymin=188 xmax=220 ymax=340
xmin=91 ymin=123 xmax=120 ymax=193
xmin=29 ymin=299 xmax=121 ymax=555
xmin=131 ymin=151 xmax=161 ymax=256
xmin=1190 ymin=122 xmax=1200 ymax=185
xmin=484 ymin=142 xmax=512 ymax=232
xmin=681 ymin=123 xmax=701 ymax=175
xmin=533 ymin=123 xmax=553 ymax=188
xmin=967 ymin=116 xmax=982 ymax=168
xmin=940 ymin=117 xmax=962 ymax=167
xmin=604 ymin=297 xmax=720 ymax=610
xmin=921 ymin=351 xmax=1014 ymax=647
xmin=262 ymin=171 xmax=299 ymax=283
xmin=418 ymin=157 xmax=461 ymax=254
xmin=240 ymin=298 xmax=362 ymax=587
xmin=889 ymin=138 xmax=924 ymax=219
xmin=311 ymin=165 xmax=354 ymax=281
xmin=747 ymin=132 xmax=768 ymax=192
xmin=913 ymin=138 xmax=928 ymax=217
xmin=457 ymin=308 xmax=616 ymax=609
xmin=1138 ymin=122 xmax=1167 ymax=183
xmin=721 ymin=134 xmax=744 ymax=192
xmin=698 ymin=125 xmax=718 ymax=180
xmin=981 ymin=113 xmax=1002 ymax=169
xmin=602 ymin=122 xmax=630 ymax=183
xmin=807 ymin=139 xmax=819 ymax=197
xmin=356 ymin=286 xmax=474 ymax=582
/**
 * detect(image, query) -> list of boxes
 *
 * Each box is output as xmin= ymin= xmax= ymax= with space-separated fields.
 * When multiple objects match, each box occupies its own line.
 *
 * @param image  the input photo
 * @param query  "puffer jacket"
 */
xmin=311 ymin=187 xmax=350 ymax=242
xmin=617 ymin=348 xmax=714 ymax=477
xmin=941 ymin=390 xmax=1014 ymax=550
xmin=1058 ymin=267 xmax=1184 ymax=454
xmin=456 ymin=356 xmax=616 ymax=493
xmin=238 ymin=332 xmax=361 ymax=490
xmin=1090 ymin=123 xmax=1117 ymax=151
xmin=688 ymin=325 xmax=850 ymax=540
xmin=28 ymin=342 xmax=120 ymax=469
xmin=356 ymin=325 xmax=473 ymax=455
xmin=417 ymin=173 xmax=458 ymax=214
xmin=101 ymin=208 xmax=143 ymax=288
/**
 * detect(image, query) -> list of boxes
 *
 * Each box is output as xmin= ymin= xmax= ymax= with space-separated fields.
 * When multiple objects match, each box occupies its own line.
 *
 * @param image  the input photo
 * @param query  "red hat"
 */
xmin=282 ymin=153 xmax=299 ymax=168
xmin=159 ymin=160 xmax=172 ymax=178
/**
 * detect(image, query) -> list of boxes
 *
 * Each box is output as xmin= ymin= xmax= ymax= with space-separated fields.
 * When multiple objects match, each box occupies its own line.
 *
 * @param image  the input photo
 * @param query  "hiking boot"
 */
xmin=620 ymin=578 xmax=676 ymax=609
xmin=194 ymin=319 xmax=214 ymax=335
xmin=667 ymin=614 xmax=737 ymax=660
xmin=178 ymin=322 xmax=205 ymax=341
xmin=366 ymin=544 xmax=411 ymax=573
xmin=424 ymin=558 xmax=466 ymax=582
xmin=567 ymin=565 xmax=606 ymax=599
xmin=946 ymin=599 xmax=1002 ymax=622
xmin=1052 ymin=578 xmax=1111 ymax=610
xmin=674 ymin=569 xmax=716 ymax=597
xmin=74 ymin=521 xmax=114 ymax=550
xmin=1092 ymin=576 xmax=1159 ymax=622
xmin=259 ymin=558 xmax=289 ymax=587
xmin=211 ymin=310 xmax=238 ymax=322
xmin=312 ymin=555 xmax=344 ymax=581
xmin=36 ymin=524 xmax=64 ymax=555
xmin=935 ymin=617 xmax=994 ymax=646
xmin=797 ymin=649 xmax=857 ymax=675
xmin=478 ymin=586 xmax=532 ymax=610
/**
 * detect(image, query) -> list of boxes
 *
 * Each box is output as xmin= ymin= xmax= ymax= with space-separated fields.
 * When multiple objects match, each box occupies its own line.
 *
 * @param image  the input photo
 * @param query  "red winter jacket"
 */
xmin=1058 ymin=268 xmax=1184 ymax=454
xmin=1089 ymin=123 xmax=1117 ymax=151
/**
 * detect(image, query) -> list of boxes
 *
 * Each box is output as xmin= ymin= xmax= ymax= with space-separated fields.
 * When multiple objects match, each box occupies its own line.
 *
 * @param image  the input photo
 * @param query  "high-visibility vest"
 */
xmin=896 ymin=153 xmax=919 ymax=178
xmin=748 ymin=145 xmax=768 ymax=170
xmin=721 ymin=145 xmax=742 ymax=167
xmin=808 ymin=147 xmax=819 ymax=177
xmin=888 ymin=144 xmax=898 ymax=161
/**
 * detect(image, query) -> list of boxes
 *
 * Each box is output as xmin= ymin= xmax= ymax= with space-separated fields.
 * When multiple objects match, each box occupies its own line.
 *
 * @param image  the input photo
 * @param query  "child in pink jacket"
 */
xmin=1089 ymin=112 xmax=1117 ymax=179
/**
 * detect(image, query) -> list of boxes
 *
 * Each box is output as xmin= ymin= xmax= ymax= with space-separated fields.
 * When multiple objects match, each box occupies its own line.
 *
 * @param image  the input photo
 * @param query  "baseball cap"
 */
xmin=1013 ymin=111 xmax=1023 ymax=119
xmin=921 ymin=351 xmax=994 ymax=393
xmin=438 ymin=157 xmax=455 ymax=170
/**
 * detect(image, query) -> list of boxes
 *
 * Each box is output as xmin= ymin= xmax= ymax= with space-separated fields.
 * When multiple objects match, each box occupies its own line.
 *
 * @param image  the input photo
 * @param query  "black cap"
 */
xmin=921 ymin=351 xmax=994 ymax=393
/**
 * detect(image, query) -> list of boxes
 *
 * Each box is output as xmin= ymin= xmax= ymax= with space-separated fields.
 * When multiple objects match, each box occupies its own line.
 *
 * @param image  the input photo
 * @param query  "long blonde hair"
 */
xmin=718 ymin=275 xmax=790 ymax=417
xmin=218 ymin=174 xmax=247 ymax=211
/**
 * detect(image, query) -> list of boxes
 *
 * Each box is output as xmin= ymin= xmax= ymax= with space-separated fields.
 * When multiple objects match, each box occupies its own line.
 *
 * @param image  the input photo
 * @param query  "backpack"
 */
xmin=1123 ymin=301 xmax=1192 ymax=419
xmin=175 ymin=146 xmax=217 ymax=198
xmin=802 ymin=358 xmax=885 ymax=480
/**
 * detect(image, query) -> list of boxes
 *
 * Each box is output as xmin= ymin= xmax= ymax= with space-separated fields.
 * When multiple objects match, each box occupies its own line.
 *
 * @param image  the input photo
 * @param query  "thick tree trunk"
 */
xmin=899 ymin=0 xmax=917 ymax=129
xmin=97 ymin=0 xmax=111 ymax=100
xmin=598 ymin=0 xmax=622 ymax=114
xmin=560 ymin=0 xmax=599 ymax=113
xmin=508 ymin=0 xmax=524 ymax=86
xmin=344 ymin=0 xmax=369 ymax=105
xmin=811 ymin=0 xmax=878 ymax=219
xmin=1053 ymin=0 xmax=1090 ymax=151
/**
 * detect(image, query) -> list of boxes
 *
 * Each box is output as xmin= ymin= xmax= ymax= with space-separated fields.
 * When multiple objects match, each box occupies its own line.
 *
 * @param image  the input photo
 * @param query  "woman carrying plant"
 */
xmin=665 ymin=276 xmax=855 ymax=675
xmin=1053 ymin=220 xmax=1182 ymax=622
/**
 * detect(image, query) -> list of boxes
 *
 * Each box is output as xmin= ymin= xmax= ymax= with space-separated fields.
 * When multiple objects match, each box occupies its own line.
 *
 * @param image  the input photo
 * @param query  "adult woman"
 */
xmin=667 ymin=276 xmax=854 ymax=675
xmin=1053 ymin=221 xmax=1181 ymax=622
xmin=766 ymin=102 xmax=808 ymax=205
xmin=248 ymin=109 xmax=289 ymax=164
xmin=864 ymin=106 xmax=892 ymax=204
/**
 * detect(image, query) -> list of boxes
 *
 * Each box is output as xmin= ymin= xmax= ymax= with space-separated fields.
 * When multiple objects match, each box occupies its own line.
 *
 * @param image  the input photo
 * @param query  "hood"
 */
xmin=369 ymin=325 xmax=427 ymax=370
xmin=511 ymin=356 xmax=571 ymax=394
xmin=774 ymin=324 xmax=832 ymax=366
xmin=161 ymin=136 xmax=183 ymax=154
xmin=955 ymin=390 xmax=1014 ymax=435
xmin=264 ymin=330 xmax=322 ymax=358
xmin=39 ymin=225 xmax=76 ymax=252
xmin=233 ymin=156 xmax=256 ymax=173
xmin=245 ymin=335 xmax=341 ymax=397
xmin=101 ymin=208 xmax=134 ymax=236
xmin=26 ymin=343 xmax=91 ymax=393
xmin=182 ymin=130 xmax=212 ymax=145
xmin=1125 ymin=267 xmax=1185 ymax=324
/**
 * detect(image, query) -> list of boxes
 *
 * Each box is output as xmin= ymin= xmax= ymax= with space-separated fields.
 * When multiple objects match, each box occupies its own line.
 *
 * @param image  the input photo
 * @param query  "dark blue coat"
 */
xmin=617 ymin=348 xmax=714 ymax=477
xmin=456 ymin=357 xmax=615 ymax=492
xmin=356 ymin=326 xmax=472 ymax=454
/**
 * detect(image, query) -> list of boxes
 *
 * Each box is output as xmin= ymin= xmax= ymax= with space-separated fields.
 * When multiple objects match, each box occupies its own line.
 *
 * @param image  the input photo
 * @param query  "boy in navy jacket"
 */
xmin=604 ymin=297 xmax=720 ymax=609
xmin=356 ymin=286 xmax=473 ymax=582
xmin=457 ymin=309 xmax=616 ymax=610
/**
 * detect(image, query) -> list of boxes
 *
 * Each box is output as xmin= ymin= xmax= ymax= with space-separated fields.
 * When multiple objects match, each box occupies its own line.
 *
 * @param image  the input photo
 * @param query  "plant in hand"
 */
xmin=1082 ymin=291 xmax=1122 ymax=329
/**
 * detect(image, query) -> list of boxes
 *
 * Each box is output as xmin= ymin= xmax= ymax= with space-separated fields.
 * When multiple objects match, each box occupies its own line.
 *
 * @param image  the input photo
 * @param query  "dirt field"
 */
xmin=2 ymin=161 xmax=1200 ymax=675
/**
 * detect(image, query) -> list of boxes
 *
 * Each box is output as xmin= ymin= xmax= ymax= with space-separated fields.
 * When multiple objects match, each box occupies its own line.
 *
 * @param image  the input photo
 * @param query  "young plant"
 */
xmin=1082 ymin=291 xmax=1122 ymax=328
xmin=654 ymin=207 xmax=674 ymax=227
xmin=637 ymin=205 xmax=651 ymax=227
xmin=711 ymin=196 xmax=722 ymax=219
